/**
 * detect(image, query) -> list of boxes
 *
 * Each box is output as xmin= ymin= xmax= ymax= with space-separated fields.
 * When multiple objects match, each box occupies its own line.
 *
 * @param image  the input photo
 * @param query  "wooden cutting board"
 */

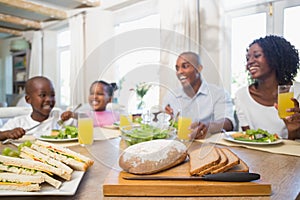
xmin=103 ymin=161 xmax=271 ymax=197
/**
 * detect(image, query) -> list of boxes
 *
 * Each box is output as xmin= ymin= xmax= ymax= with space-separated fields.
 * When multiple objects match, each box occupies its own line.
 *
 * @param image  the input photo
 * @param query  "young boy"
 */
xmin=60 ymin=80 xmax=120 ymax=127
xmin=0 ymin=76 xmax=56 ymax=140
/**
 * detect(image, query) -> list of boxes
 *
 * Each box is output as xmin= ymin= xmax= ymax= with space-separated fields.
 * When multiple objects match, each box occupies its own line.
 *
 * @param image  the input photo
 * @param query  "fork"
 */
xmin=57 ymin=103 xmax=82 ymax=127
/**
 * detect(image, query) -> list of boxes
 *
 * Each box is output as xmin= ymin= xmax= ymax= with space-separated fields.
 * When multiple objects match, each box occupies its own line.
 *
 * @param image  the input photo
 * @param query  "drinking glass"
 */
xmin=78 ymin=112 xmax=94 ymax=146
xmin=278 ymin=85 xmax=294 ymax=119
xmin=119 ymin=111 xmax=132 ymax=128
xmin=177 ymin=116 xmax=192 ymax=140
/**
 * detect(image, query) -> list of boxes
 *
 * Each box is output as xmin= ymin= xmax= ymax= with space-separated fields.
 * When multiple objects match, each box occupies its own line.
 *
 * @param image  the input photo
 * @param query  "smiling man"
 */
xmin=163 ymin=52 xmax=235 ymax=139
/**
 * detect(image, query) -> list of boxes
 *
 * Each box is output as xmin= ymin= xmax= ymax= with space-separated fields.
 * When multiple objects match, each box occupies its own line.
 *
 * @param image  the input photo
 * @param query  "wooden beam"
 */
xmin=0 ymin=0 xmax=67 ymax=20
xmin=0 ymin=27 xmax=22 ymax=36
xmin=0 ymin=13 xmax=41 ymax=29
xmin=79 ymin=0 xmax=101 ymax=7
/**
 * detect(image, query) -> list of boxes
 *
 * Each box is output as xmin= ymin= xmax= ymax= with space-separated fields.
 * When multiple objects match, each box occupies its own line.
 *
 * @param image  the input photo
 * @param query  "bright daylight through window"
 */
xmin=57 ymin=30 xmax=71 ymax=107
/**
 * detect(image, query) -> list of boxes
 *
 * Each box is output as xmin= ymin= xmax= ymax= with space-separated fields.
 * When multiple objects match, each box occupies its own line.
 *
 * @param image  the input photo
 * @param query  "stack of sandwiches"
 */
xmin=189 ymin=146 xmax=249 ymax=176
xmin=0 ymin=140 xmax=94 ymax=192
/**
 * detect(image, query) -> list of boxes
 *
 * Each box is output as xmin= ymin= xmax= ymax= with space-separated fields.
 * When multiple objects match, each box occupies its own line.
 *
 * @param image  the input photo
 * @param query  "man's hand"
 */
xmin=189 ymin=121 xmax=208 ymax=139
xmin=164 ymin=104 xmax=174 ymax=117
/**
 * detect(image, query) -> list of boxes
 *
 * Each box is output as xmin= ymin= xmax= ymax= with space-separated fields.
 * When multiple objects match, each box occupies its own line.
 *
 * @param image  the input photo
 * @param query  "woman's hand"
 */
xmin=280 ymin=98 xmax=300 ymax=139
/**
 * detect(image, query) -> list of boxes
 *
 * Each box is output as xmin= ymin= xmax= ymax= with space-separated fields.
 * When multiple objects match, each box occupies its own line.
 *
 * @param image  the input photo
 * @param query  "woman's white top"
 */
xmin=234 ymin=82 xmax=300 ymax=139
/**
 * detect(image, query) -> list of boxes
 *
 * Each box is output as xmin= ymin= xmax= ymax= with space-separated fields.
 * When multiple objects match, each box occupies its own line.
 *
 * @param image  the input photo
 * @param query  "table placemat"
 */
xmin=198 ymin=132 xmax=300 ymax=157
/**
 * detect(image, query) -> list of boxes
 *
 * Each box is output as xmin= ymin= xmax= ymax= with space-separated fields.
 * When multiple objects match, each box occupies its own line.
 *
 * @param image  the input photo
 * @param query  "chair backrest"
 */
xmin=0 ymin=102 xmax=8 ymax=107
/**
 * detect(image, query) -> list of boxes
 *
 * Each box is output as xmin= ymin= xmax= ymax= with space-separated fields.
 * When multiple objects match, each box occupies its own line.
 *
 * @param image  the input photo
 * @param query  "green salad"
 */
xmin=121 ymin=124 xmax=175 ymax=146
xmin=41 ymin=125 xmax=78 ymax=139
xmin=233 ymin=128 xmax=279 ymax=143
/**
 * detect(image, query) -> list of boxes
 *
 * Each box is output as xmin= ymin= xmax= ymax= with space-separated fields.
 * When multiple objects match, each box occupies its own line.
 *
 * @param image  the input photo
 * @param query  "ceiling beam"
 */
xmin=0 ymin=13 xmax=41 ymax=29
xmin=0 ymin=27 xmax=22 ymax=36
xmin=0 ymin=0 xmax=67 ymax=20
xmin=74 ymin=0 xmax=100 ymax=7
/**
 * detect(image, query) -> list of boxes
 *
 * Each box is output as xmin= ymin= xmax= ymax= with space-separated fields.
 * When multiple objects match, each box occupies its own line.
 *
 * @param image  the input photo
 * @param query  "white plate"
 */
xmin=102 ymin=125 xmax=119 ymax=130
xmin=36 ymin=136 xmax=78 ymax=142
xmin=0 ymin=171 xmax=84 ymax=196
xmin=113 ymin=121 xmax=120 ymax=128
xmin=223 ymin=131 xmax=283 ymax=145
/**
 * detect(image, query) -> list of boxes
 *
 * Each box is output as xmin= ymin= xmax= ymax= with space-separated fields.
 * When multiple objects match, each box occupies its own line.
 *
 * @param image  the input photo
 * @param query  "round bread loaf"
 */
xmin=119 ymin=139 xmax=187 ymax=174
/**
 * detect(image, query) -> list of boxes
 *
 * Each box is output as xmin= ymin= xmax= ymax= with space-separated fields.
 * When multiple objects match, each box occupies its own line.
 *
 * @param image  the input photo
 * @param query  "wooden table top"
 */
xmin=0 ymin=137 xmax=299 ymax=200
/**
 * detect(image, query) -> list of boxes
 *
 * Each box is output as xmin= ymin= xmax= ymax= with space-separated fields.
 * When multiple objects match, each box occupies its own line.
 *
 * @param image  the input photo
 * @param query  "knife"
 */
xmin=123 ymin=172 xmax=260 ymax=182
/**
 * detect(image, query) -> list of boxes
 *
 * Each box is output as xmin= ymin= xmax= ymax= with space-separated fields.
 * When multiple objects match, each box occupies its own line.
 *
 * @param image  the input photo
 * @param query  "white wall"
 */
xmin=43 ymin=30 xmax=59 ymax=89
xmin=82 ymin=10 xmax=115 ymax=102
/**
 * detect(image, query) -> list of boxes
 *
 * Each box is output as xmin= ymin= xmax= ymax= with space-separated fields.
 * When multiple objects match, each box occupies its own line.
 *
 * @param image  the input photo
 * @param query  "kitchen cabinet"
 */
xmin=12 ymin=49 xmax=30 ymax=94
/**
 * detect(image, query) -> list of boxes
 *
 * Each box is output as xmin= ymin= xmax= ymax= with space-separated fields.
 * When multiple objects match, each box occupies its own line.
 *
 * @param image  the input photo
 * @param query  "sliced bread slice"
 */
xmin=226 ymin=158 xmax=249 ymax=172
xmin=195 ymin=147 xmax=229 ymax=176
xmin=189 ymin=146 xmax=220 ymax=176
xmin=210 ymin=148 xmax=240 ymax=174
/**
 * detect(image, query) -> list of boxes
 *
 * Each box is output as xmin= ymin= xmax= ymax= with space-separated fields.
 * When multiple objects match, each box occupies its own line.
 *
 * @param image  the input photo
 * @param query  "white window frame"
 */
xmin=223 ymin=0 xmax=300 ymax=96
xmin=57 ymin=28 xmax=70 ymax=108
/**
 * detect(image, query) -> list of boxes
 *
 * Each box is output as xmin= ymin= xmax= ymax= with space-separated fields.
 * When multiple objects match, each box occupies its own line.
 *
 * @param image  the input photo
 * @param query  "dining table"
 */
xmin=0 ymin=130 xmax=299 ymax=200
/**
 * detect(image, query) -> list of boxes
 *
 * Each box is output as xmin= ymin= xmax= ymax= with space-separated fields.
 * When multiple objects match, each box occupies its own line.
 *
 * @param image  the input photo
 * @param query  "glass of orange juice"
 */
xmin=119 ymin=111 xmax=132 ymax=128
xmin=278 ymin=85 xmax=294 ymax=119
xmin=177 ymin=116 xmax=192 ymax=141
xmin=78 ymin=112 xmax=94 ymax=146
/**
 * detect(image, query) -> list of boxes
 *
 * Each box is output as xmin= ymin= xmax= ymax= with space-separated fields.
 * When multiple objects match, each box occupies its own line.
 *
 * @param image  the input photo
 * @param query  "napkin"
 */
xmin=93 ymin=127 xmax=121 ymax=140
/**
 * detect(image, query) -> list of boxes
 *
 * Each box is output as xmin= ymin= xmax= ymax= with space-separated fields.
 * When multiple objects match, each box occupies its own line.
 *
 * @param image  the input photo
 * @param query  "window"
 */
xmin=231 ymin=13 xmax=266 ymax=95
xmin=283 ymin=5 xmax=300 ymax=82
xmin=57 ymin=29 xmax=71 ymax=107
xmin=114 ymin=14 xmax=160 ymax=113
xmin=225 ymin=1 xmax=300 ymax=96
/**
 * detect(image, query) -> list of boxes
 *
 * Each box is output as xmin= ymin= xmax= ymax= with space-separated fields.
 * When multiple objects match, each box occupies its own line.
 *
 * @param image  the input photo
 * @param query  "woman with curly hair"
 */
xmin=235 ymin=35 xmax=300 ymax=139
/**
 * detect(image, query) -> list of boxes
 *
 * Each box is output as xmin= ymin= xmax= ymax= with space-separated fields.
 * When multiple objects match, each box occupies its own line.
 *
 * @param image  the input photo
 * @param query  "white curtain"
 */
xmin=159 ymin=0 xmax=200 ymax=101
xmin=24 ymin=31 xmax=43 ymax=77
xmin=69 ymin=14 xmax=85 ymax=105
xmin=160 ymin=0 xmax=200 ymax=56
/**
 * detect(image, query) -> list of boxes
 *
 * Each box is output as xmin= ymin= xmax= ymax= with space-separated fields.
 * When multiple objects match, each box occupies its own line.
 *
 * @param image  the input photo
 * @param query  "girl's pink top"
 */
xmin=92 ymin=110 xmax=120 ymax=127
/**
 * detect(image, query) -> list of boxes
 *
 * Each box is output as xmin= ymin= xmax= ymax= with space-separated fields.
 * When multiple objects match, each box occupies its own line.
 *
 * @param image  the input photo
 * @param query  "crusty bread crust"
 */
xmin=195 ymin=148 xmax=229 ymax=176
xmin=188 ymin=147 xmax=250 ymax=176
xmin=189 ymin=146 xmax=221 ymax=176
xmin=210 ymin=148 xmax=240 ymax=174
xmin=119 ymin=140 xmax=187 ymax=175
xmin=226 ymin=158 xmax=249 ymax=172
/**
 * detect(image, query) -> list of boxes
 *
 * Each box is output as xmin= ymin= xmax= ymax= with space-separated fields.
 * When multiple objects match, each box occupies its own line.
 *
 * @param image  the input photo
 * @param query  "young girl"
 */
xmin=61 ymin=80 xmax=120 ymax=127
